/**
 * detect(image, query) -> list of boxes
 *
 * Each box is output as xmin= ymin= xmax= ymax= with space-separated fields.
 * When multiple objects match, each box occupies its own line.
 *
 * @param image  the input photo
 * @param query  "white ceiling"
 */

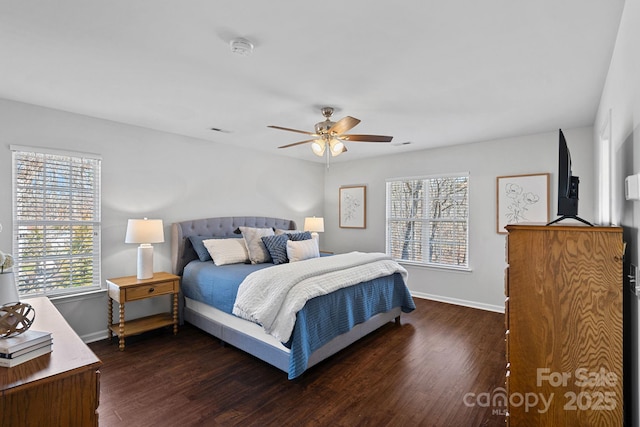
xmin=0 ymin=1 xmax=625 ymax=163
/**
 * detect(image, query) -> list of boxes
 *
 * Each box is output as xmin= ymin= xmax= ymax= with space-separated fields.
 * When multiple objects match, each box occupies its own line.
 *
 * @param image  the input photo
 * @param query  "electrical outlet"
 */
xmin=629 ymin=264 xmax=639 ymax=297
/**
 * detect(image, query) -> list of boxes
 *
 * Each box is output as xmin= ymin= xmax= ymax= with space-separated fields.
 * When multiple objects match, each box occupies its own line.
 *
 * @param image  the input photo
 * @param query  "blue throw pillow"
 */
xmin=261 ymin=234 xmax=290 ymax=265
xmin=287 ymin=231 xmax=312 ymax=241
xmin=189 ymin=236 xmax=213 ymax=262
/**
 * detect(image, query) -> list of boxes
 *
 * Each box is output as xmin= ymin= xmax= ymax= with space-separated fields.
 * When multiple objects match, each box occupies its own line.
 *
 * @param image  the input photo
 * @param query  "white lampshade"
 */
xmin=125 ymin=219 xmax=165 ymax=244
xmin=304 ymin=217 xmax=325 ymax=233
xmin=329 ymin=139 xmax=345 ymax=157
xmin=304 ymin=217 xmax=324 ymax=243
xmin=311 ymin=140 xmax=326 ymax=157
xmin=125 ymin=219 xmax=164 ymax=280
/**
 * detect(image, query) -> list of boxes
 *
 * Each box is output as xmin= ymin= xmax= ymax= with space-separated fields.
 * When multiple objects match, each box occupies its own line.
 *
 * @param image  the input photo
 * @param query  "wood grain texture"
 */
xmin=506 ymin=225 xmax=623 ymax=426
xmin=106 ymin=272 xmax=180 ymax=351
xmin=90 ymin=298 xmax=507 ymax=427
xmin=0 ymin=297 xmax=102 ymax=427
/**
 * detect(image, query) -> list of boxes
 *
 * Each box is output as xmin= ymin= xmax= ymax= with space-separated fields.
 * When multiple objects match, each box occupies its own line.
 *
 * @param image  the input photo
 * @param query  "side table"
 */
xmin=106 ymin=272 xmax=180 ymax=351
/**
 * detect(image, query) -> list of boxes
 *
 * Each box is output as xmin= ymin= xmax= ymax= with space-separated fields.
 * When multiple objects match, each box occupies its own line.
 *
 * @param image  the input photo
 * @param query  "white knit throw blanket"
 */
xmin=232 ymin=251 xmax=408 ymax=343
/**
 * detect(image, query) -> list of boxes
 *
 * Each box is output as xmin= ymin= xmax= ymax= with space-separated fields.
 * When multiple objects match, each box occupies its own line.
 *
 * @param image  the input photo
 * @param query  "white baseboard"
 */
xmin=82 ymin=330 xmax=110 ymax=344
xmin=411 ymin=291 xmax=504 ymax=313
xmin=79 ymin=294 xmax=503 ymax=342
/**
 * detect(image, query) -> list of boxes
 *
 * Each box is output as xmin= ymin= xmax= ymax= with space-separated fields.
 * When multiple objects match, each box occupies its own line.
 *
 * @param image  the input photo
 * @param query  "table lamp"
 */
xmin=125 ymin=218 xmax=164 ymax=280
xmin=304 ymin=217 xmax=325 ymax=242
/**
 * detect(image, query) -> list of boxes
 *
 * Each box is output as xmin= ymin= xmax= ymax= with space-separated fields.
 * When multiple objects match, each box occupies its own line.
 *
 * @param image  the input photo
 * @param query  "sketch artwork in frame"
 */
xmin=496 ymin=173 xmax=549 ymax=234
xmin=339 ymin=185 xmax=366 ymax=228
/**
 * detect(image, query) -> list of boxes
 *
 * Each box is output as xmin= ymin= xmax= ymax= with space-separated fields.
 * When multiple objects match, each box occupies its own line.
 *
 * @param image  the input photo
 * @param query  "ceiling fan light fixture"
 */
xmin=329 ymin=139 xmax=344 ymax=156
xmin=311 ymin=140 xmax=325 ymax=156
xmin=269 ymin=106 xmax=393 ymax=160
xmin=315 ymin=120 xmax=334 ymax=135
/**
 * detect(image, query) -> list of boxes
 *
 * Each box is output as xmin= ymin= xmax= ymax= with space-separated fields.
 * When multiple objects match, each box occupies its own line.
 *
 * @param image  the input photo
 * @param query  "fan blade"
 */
xmin=341 ymin=134 xmax=393 ymax=142
xmin=329 ymin=116 xmax=360 ymax=135
xmin=278 ymin=139 xmax=317 ymax=149
xmin=268 ymin=125 xmax=318 ymax=137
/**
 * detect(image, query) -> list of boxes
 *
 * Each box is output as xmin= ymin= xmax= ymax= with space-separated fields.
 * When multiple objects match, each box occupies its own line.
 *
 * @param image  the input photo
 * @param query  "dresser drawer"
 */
xmin=126 ymin=281 xmax=176 ymax=301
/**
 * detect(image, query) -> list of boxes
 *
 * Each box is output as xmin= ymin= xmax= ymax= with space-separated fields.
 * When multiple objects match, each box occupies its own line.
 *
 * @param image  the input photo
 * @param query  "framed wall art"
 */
xmin=339 ymin=185 xmax=366 ymax=228
xmin=496 ymin=173 xmax=549 ymax=234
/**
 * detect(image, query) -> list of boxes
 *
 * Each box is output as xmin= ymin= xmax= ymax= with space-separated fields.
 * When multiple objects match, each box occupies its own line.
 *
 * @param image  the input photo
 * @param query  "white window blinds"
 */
xmin=11 ymin=146 xmax=102 ymax=295
xmin=386 ymin=173 xmax=469 ymax=269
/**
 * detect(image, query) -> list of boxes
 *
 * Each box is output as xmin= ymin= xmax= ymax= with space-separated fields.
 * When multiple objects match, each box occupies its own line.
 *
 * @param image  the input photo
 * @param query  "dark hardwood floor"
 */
xmin=89 ymin=298 xmax=506 ymax=427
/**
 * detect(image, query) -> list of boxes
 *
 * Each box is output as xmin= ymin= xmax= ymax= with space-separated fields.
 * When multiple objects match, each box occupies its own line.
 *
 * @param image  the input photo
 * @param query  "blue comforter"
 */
xmin=182 ymin=261 xmax=271 ymax=314
xmin=181 ymin=259 xmax=415 ymax=379
xmin=286 ymin=272 xmax=414 ymax=378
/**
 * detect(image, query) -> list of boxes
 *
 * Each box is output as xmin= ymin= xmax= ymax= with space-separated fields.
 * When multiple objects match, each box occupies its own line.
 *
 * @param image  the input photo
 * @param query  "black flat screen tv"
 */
xmin=547 ymin=129 xmax=592 ymax=226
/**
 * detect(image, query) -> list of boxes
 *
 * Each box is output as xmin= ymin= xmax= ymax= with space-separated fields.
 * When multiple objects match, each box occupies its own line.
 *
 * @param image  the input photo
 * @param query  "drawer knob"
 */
xmin=148 ymin=287 xmax=155 ymax=293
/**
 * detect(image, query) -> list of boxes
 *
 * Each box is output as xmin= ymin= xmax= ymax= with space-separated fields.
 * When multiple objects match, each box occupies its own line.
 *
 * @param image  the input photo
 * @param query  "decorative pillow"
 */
xmin=203 ymin=238 xmax=249 ymax=266
xmin=275 ymin=228 xmax=304 ymax=236
xmin=261 ymin=234 xmax=290 ymax=265
xmin=239 ymin=226 xmax=275 ymax=264
xmin=287 ymin=231 xmax=312 ymax=241
xmin=287 ymin=238 xmax=320 ymax=262
xmin=189 ymin=235 xmax=213 ymax=262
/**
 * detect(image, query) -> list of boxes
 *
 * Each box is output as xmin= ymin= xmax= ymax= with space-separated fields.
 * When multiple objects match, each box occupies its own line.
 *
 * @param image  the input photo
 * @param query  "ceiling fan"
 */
xmin=268 ymin=107 xmax=393 ymax=157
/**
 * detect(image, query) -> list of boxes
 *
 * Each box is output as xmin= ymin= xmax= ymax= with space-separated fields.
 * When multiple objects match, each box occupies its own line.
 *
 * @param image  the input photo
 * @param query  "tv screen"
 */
xmin=557 ymin=129 xmax=578 ymax=216
xmin=548 ymin=129 xmax=592 ymax=226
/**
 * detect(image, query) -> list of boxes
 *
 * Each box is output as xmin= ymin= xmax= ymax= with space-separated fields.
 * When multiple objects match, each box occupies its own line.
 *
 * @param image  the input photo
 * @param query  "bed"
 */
xmin=171 ymin=216 xmax=415 ymax=379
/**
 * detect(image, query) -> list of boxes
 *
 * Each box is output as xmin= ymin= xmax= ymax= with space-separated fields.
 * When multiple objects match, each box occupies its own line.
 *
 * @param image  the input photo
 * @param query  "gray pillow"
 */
xmin=189 ymin=235 xmax=213 ymax=262
xmin=239 ymin=226 xmax=275 ymax=264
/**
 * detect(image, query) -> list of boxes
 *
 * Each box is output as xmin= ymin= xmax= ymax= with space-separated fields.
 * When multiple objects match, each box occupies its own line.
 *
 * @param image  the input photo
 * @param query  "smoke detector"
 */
xmin=230 ymin=38 xmax=254 ymax=56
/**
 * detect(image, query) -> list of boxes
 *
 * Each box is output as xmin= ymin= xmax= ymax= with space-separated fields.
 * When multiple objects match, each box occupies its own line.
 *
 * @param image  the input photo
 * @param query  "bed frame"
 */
xmin=171 ymin=216 xmax=402 ymax=376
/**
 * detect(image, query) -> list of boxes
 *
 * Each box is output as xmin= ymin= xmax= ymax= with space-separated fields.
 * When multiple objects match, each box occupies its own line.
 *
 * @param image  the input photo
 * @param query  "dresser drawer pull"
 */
xmin=148 ymin=287 xmax=155 ymax=293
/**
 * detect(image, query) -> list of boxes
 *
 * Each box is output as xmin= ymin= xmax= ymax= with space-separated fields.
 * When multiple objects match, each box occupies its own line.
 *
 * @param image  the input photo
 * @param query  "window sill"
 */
xmin=21 ymin=288 xmax=107 ymax=303
xmin=396 ymin=260 xmax=473 ymax=273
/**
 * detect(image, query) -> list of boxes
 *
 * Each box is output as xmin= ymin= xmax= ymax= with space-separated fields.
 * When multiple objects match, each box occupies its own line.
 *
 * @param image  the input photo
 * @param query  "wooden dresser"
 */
xmin=505 ymin=224 xmax=623 ymax=426
xmin=0 ymin=297 xmax=102 ymax=426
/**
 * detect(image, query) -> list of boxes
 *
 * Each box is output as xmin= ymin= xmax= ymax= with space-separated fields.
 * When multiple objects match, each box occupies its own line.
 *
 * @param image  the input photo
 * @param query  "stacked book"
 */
xmin=0 ymin=330 xmax=52 ymax=368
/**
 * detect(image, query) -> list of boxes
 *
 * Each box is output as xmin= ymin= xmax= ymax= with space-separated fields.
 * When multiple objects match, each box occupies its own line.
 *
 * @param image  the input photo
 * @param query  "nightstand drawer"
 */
xmin=126 ymin=281 xmax=176 ymax=300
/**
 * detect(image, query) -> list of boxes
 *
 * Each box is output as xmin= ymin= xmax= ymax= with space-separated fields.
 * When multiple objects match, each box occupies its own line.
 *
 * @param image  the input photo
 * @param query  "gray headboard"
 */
xmin=171 ymin=216 xmax=297 ymax=275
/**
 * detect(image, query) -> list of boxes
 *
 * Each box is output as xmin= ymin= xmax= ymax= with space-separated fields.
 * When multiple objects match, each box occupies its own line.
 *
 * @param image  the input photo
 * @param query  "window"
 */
xmin=386 ymin=173 xmax=469 ymax=269
xmin=11 ymin=146 xmax=102 ymax=296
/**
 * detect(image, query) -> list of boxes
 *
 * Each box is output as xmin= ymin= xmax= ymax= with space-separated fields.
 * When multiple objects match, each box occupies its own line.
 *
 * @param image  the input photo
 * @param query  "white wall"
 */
xmin=594 ymin=0 xmax=640 ymax=424
xmin=0 ymin=105 xmax=599 ymax=340
xmin=0 ymin=98 xmax=325 ymax=341
xmin=324 ymin=127 xmax=595 ymax=311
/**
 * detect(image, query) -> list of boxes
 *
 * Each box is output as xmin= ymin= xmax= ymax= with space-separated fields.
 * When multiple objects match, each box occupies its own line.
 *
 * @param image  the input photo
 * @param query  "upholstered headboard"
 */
xmin=170 ymin=216 xmax=297 ymax=276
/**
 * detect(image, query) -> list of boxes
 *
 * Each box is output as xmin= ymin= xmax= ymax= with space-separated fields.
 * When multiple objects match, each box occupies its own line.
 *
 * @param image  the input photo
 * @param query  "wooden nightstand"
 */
xmin=106 ymin=272 xmax=180 ymax=351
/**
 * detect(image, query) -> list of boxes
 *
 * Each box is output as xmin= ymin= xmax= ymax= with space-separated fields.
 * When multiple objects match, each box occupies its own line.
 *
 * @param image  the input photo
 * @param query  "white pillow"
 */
xmin=239 ymin=226 xmax=275 ymax=264
xmin=286 ymin=238 xmax=320 ymax=262
xmin=203 ymin=238 xmax=249 ymax=266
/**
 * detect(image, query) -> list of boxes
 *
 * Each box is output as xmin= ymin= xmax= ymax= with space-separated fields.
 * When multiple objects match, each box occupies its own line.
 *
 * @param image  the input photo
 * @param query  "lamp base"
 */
xmin=137 ymin=244 xmax=154 ymax=280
